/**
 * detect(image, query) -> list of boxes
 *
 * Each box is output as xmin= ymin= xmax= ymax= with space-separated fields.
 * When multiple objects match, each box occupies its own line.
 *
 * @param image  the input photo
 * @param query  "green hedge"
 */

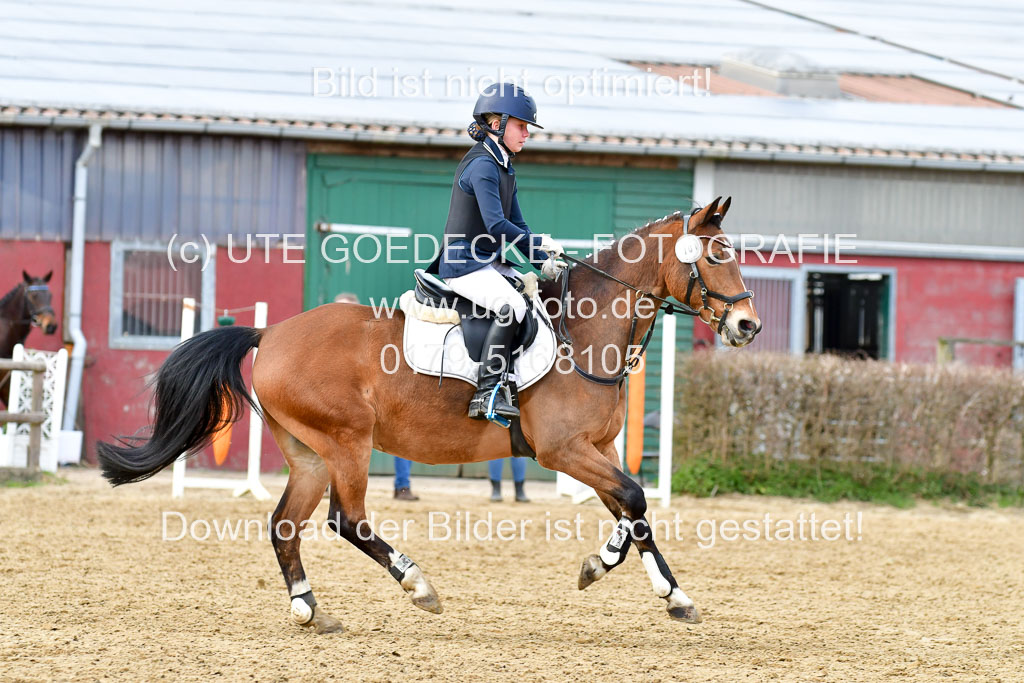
xmin=672 ymin=352 xmax=1024 ymax=502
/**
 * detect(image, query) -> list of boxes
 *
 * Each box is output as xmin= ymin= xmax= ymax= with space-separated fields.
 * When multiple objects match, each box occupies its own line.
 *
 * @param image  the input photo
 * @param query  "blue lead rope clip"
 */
xmin=485 ymin=381 xmax=512 ymax=429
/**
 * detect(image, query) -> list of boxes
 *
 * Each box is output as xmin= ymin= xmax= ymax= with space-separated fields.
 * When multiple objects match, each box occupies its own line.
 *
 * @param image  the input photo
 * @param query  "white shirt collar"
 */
xmin=483 ymin=137 xmax=510 ymax=168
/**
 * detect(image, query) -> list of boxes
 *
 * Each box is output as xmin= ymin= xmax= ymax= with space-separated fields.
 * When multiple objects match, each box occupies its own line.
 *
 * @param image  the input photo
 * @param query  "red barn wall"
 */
xmin=731 ymin=252 xmax=1024 ymax=366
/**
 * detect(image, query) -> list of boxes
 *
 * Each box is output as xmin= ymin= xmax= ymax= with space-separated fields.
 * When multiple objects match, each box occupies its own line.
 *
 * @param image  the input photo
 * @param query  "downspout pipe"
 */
xmin=62 ymin=124 xmax=102 ymax=431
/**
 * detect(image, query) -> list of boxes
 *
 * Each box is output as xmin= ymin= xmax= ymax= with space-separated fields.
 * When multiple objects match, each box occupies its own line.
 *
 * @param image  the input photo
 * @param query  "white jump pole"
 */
xmin=650 ymin=314 xmax=675 ymax=509
xmin=171 ymin=298 xmax=271 ymax=500
xmin=235 ymin=301 xmax=271 ymax=500
xmin=170 ymin=298 xmax=196 ymax=498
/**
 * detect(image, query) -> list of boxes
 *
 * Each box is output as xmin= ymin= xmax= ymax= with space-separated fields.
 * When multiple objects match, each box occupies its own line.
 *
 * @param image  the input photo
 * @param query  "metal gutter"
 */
xmin=3 ymin=111 xmax=1024 ymax=172
xmin=62 ymin=124 xmax=102 ymax=432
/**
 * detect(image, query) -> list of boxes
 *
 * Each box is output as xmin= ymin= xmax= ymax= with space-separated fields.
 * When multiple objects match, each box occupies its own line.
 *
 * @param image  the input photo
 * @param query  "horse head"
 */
xmin=657 ymin=197 xmax=760 ymax=347
xmin=21 ymin=270 xmax=58 ymax=335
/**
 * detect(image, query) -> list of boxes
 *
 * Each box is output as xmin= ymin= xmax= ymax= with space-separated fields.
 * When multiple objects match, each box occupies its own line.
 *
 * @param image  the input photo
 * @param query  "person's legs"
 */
xmin=488 ymin=459 xmax=505 ymax=481
xmin=444 ymin=264 xmax=528 ymax=323
xmin=445 ymin=265 xmax=528 ymax=421
xmin=488 ymin=458 xmax=505 ymax=502
xmin=393 ymin=457 xmax=418 ymax=500
xmin=510 ymin=457 xmax=527 ymax=482
xmin=511 ymin=457 xmax=530 ymax=503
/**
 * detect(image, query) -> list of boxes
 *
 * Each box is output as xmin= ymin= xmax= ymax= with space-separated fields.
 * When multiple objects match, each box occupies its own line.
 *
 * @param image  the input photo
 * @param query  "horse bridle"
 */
xmin=552 ymin=214 xmax=753 ymax=386
xmin=21 ymin=284 xmax=55 ymax=326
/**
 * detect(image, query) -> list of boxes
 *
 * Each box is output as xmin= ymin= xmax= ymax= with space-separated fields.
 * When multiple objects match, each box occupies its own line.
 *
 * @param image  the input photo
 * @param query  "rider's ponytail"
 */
xmin=467 ymin=121 xmax=488 ymax=141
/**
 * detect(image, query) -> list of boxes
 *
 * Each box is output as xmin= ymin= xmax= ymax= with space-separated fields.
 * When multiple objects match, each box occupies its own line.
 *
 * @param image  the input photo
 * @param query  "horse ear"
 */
xmin=692 ymin=197 xmax=722 ymax=228
xmin=22 ymin=270 xmax=31 ymax=283
xmin=43 ymin=271 xmax=53 ymax=283
xmin=719 ymin=197 xmax=732 ymax=220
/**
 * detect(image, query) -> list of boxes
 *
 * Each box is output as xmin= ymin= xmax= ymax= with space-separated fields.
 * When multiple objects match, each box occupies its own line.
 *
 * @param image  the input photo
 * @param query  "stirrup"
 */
xmin=485 ymin=381 xmax=514 ymax=429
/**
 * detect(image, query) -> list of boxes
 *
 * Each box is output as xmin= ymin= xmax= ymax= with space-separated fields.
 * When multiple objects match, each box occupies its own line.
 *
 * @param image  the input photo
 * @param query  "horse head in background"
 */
xmin=0 ymin=271 xmax=58 ymax=406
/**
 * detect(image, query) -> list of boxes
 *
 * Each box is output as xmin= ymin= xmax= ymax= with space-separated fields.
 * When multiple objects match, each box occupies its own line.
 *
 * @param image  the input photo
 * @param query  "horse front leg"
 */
xmin=538 ymin=437 xmax=700 ymax=623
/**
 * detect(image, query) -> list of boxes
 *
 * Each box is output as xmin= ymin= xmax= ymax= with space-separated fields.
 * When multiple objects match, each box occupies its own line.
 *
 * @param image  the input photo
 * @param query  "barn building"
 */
xmin=2 ymin=1 xmax=1023 ymax=474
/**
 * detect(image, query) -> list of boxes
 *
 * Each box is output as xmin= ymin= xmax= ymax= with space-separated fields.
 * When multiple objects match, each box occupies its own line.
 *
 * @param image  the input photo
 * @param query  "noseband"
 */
xmin=552 ymin=215 xmax=753 ymax=386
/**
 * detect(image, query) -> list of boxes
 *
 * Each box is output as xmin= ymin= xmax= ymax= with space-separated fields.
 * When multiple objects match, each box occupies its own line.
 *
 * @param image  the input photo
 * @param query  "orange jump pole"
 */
xmin=625 ymin=355 xmax=646 ymax=474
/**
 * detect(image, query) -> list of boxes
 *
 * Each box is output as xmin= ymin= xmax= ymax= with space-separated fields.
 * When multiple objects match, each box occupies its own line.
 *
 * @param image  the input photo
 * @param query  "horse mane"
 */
xmin=538 ymin=211 xmax=685 ymax=301
xmin=0 ymin=283 xmax=24 ymax=313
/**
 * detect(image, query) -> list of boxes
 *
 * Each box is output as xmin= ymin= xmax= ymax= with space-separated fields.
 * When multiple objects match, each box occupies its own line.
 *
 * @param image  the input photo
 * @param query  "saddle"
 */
xmin=411 ymin=269 xmax=538 ymax=363
xmin=404 ymin=269 xmax=547 ymax=458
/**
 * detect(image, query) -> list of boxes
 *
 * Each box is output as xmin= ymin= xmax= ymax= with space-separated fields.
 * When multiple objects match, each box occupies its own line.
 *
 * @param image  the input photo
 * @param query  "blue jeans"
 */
xmin=394 ymin=457 xmax=412 ymax=489
xmin=489 ymin=457 xmax=527 ymax=483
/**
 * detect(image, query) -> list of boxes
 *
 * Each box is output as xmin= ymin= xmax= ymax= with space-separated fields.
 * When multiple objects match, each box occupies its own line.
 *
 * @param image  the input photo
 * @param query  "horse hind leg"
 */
xmin=325 ymin=445 xmax=442 ymax=615
xmin=265 ymin=415 xmax=344 ymax=634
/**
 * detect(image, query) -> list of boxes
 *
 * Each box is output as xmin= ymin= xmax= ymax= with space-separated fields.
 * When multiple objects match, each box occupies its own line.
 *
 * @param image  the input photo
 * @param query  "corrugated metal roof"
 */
xmin=1 ymin=0 xmax=1024 ymax=165
xmin=757 ymin=0 xmax=1024 ymax=101
xmin=639 ymin=63 xmax=1013 ymax=108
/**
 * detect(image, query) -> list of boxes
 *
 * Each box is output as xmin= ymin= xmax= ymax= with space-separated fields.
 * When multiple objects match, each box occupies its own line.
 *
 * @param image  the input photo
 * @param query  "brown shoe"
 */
xmin=394 ymin=487 xmax=419 ymax=501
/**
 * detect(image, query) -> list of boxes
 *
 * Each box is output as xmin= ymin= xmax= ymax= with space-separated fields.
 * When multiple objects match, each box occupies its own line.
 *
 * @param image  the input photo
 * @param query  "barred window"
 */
xmin=109 ymin=241 xmax=215 ymax=350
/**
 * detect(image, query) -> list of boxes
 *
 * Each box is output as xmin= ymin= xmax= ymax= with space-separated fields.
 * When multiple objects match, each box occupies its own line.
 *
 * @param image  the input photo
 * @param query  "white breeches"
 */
xmin=444 ymin=262 xmax=528 ymax=323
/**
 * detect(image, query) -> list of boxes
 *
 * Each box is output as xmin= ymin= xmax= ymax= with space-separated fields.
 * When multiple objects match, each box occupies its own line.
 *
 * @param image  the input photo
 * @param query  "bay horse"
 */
xmin=0 ymin=271 xmax=59 ymax=408
xmin=98 ymin=197 xmax=760 ymax=633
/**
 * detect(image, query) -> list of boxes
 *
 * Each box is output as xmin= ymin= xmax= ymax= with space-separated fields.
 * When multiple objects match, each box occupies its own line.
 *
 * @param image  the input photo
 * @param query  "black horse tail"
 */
xmin=97 ymin=326 xmax=264 ymax=486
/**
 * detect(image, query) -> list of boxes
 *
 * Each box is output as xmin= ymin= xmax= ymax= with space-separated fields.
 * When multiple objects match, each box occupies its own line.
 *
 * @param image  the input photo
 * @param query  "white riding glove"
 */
xmin=537 ymin=233 xmax=565 ymax=260
xmin=541 ymin=257 xmax=568 ymax=280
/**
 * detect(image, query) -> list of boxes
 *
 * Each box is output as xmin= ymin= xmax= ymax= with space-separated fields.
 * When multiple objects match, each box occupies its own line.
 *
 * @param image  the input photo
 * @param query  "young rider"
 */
xmin=428 ymin=83 xmax=567 ymax=421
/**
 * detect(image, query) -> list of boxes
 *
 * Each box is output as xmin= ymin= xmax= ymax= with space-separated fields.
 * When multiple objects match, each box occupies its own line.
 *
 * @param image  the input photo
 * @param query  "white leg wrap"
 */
xmin=641 ymin=552 xmax=672 ymax=598
xmin=289 ymin=579 xmax=311 ymax=597
xmin=599 ymin=518 xmax=633 ymax=567
xmin=666 ymin=587 xmax=694 ymax=609
xmin=290 ymin=597 xmax=313 ymax=624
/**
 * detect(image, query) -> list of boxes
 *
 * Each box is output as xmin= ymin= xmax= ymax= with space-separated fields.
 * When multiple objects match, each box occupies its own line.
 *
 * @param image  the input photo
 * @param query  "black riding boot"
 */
xmin=468 ymin=306 xmax=520 ymax=421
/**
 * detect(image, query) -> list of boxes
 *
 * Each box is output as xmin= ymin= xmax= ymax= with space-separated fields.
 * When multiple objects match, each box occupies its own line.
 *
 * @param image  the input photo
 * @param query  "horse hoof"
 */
xmin=401 ymin=565 xmax=443 ymax=614
xmin=301 ymin=608 xmax=345 ymax=634
xmin=667 ymin=604 xmax=701 ymax=623
xmin=578 ymin=554 xmax=607 ymax=590
xmin=412 ymin=592 xmax=443 ymax=614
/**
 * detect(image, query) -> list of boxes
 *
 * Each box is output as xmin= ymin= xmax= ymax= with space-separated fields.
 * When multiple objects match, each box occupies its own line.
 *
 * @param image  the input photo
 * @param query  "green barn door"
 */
xmin=305 ymin=156 xmax=454 ymax=309
xmin=306 ymin=152 xmax=694 ymax=481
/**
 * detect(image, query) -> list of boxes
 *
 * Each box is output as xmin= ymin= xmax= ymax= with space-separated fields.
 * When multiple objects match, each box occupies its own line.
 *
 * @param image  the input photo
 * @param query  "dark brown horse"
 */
xmin=0 ymin=271 xmax=59 ymax=408
xmin=98 ymin=198 xmax=760 ymax=633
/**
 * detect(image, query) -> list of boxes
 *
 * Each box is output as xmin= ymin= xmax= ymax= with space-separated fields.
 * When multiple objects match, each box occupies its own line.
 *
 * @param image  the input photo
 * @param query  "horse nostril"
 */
xmin=45 ymin=324 xmax=58 ymax=334
xmin=738 ymin=318 xmax=759 ymax=335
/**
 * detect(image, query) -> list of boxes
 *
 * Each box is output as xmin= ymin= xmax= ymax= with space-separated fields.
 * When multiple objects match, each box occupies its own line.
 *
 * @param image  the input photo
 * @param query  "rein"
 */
xmin=552 ymin=261 xmax=664 ymax=386
xmin=552 ymin=216 xmax=753 ymax=386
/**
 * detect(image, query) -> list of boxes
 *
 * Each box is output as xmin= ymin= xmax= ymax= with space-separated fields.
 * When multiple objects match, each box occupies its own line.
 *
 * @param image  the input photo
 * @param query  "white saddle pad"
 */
xmin=401 ymin=293 xmax=558 ymax=389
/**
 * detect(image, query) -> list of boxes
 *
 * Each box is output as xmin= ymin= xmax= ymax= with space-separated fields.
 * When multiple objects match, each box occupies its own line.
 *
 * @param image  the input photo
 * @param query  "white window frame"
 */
xmin=734 ymin=265 xmax=806 ymax=355
xmin=109 ymin=240 xmax=216 ymax=350
xmin=801 ymin=264 xmax=897 ymax=362
xmin=719 ymin=265 xmax=896 ymax=359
